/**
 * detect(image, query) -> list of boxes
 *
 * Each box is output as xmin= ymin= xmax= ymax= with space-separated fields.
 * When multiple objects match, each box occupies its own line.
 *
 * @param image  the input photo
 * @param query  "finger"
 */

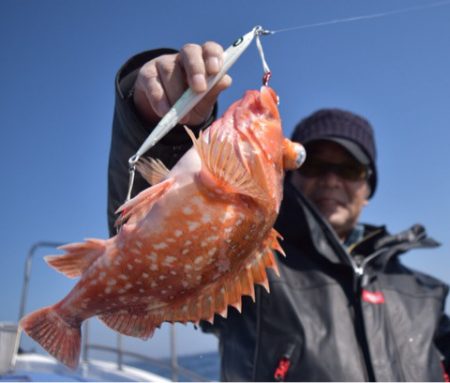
xmin=179 ymin=43 xmax=207 ymax=93
xmin=155 ymin=56 xmax=188 ymax=105
xmin=202 ymin=41 xmax=224 ymax=76
xmin=135 ymin=60 xmax=172 ymax=118
xmin=145 ymin=75 xmax=171 ymax=117
xmin=183 ymin=74 xmax=232 ymax=126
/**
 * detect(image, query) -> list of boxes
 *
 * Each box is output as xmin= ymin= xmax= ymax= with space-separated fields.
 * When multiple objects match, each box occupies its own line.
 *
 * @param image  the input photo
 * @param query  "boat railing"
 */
xmin=18 ymin=241 xmax=212 ymax=382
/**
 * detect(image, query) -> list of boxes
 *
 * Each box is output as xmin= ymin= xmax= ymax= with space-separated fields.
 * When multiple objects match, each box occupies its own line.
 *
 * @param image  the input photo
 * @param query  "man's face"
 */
xmin=290 ymin=140 xmax=370 ymax=240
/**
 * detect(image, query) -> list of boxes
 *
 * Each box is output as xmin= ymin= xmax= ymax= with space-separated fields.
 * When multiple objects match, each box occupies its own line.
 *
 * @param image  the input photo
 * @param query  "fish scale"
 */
xmin=20 ymin=86 xmax=305 ymax=369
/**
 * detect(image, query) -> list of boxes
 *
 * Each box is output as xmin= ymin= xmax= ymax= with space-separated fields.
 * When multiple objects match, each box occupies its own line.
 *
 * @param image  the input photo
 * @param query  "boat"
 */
xmin=0 ymin=242 xmax=216 ymax=382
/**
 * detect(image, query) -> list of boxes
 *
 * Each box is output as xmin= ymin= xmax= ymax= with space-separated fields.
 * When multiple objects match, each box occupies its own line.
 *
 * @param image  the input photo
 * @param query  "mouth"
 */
xmin=313 ymin=196 xmax=345 ymax=209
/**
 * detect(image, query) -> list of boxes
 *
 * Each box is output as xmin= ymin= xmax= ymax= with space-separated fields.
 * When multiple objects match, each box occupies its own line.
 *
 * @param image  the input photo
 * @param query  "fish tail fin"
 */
xmin=20 ymin=306 xmax=81 ymax=369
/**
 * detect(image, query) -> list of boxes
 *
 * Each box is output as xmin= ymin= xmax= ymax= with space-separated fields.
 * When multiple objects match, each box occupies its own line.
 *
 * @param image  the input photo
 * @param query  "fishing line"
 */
xmin=267 ymin=0 xmax=450 ymax=35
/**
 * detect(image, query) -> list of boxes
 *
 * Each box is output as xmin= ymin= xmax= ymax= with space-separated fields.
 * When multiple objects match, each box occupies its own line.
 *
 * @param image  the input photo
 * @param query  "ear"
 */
xmin=362 ymin=182 xmax=371 ymax=205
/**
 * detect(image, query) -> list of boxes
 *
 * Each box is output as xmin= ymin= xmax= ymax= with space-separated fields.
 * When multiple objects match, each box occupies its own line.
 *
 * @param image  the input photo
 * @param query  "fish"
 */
xmin=20 ymin=86 xmax=305 ymax=369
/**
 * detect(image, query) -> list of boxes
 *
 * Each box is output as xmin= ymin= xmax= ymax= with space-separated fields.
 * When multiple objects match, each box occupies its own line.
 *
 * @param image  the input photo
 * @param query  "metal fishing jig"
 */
xmin=124 ymin=25 xmax=273 ymax=203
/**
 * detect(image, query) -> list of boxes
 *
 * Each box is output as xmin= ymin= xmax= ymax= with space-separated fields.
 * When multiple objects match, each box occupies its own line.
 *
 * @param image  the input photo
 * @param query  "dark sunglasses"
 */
xmin=299 ymin=158 xmax=371 ymax=181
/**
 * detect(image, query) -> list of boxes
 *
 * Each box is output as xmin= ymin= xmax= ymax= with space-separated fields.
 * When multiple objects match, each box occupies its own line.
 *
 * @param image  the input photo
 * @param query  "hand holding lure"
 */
xmin=125 ymin=25 xmax=274 ymax=202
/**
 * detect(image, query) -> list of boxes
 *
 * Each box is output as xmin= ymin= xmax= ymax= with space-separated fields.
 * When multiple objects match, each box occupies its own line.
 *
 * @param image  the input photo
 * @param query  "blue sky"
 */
xmin=1 ymin=0 xmax=450 ymax=359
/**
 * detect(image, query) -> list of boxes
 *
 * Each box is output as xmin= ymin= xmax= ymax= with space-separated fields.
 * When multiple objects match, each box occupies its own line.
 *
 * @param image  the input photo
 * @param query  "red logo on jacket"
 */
xmin=362 ymin=289 xmax=385 ymax=304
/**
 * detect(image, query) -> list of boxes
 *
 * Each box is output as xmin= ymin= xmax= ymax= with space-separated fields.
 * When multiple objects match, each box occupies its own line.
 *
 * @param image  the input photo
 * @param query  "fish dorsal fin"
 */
xmin=115 ymin=178 xmax=174 ymax=228
xmin=185 ymin=127 xmax=267 ymax=202
xmin=44 ymin=238 xmax=106 ymax=278
xmin=136 ymin=157 xmax=170 ymax=185
xmin=269 ymin=228 xmax=285 ymax=257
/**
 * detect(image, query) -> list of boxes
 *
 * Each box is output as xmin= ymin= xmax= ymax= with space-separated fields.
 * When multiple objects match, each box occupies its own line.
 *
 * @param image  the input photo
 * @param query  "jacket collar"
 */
xmin=276 ymin=181 xmax=440 ymax=269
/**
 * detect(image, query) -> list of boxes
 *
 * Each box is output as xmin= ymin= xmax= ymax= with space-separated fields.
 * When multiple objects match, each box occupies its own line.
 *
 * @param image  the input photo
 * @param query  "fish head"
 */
xmin=229 ymin=86 xmax=305 ymax=205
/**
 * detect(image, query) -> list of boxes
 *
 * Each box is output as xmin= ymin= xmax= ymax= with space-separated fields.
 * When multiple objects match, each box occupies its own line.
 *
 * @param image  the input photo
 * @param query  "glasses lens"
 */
xmin=299 ymin=158 xmax=368 ymax=181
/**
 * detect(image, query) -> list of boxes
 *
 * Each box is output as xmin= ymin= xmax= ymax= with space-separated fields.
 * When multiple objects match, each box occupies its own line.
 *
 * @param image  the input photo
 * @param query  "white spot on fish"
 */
xmin=188 ymin=221 xmax=200 ymax=232
xmin=139 ymin=288 xmax=145 ymax=293
xmin=184 ymin=264 xmax=192 ymax=271
xmin=170 ymin=270 xmax=177 ymax=275
xmin=183 ymin=206 xmax=194 ymax=215
xmin=127 ymin=264 xmax=133 ymax=271
xmin=131 ymin=247 xmax=141 ymax=255
xmin=184 ymin=240 xmax=192 ymax=246
xmin=162 ymin=290 xmax=168 ymax=295
xmin=201 ymin=241 xmax=208 ymax=248
xmin=107 ymin=279 xmax=117 ymax=286
xmin=146 ymin=252 xmax=158 ymax=261
xmin=194 ymin=256 xmax=203 ymax=264
xmin=134 ymin=258 xmax=143 ymax=263
xmin=125 ymin=283 xmax=132 ymax=289
xmin=118 ymin=289 xmax=126 ymax=294
xmin=153 ymin=242 xmax=168 ymax=250
xmin=99 ymin=271 xmax=106 ymax=279
xmin=207 ymin=235 xmax=219 ymax=242
xmin=182 ymin=281 xmax=189 ymax=288
xmin=201 ymin=213 xmax=212 ymax=223
xmin=192 ymin=196 xmax=203 ymax=205
xmin=118 ymin=274 xmax=128 ymax=280
xmin=151 ymin=281 xmax=157 ymax=288
xmin=224 ymin=210 xmax=234 ymax=221
xmin=208 ymin=248 xmax=217 ymax=257
xmin=175 ymin=230 xmax=183 ymax=237
xmin=162 ymin=256 xmax=176 ymax=267
xmin=182 ymin=248 xmax=190 ymax=255
xmin=167 ymin=238 xmax=176 ymax=243
xmin=142 ymin=272 xmax=149 ymax=278
xmin=105 ymin=287 xmax=112 ymax=294
xmin=151 ymin=264 xmax=158 ymax=271
xmin=159 ymin=275 xmax=167 ymax=280
xmin=135 ymin=240 xmax=143 ymax=248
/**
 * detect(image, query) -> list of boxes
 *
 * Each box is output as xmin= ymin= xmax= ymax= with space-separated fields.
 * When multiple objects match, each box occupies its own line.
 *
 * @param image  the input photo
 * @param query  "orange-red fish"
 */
xmin=20 ymin=86 xmax=305 ymax=369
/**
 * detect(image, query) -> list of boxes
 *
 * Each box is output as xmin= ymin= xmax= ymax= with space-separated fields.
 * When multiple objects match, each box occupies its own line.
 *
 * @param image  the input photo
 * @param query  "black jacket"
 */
xmin=108 ymin=50 xmax=450 ymax=381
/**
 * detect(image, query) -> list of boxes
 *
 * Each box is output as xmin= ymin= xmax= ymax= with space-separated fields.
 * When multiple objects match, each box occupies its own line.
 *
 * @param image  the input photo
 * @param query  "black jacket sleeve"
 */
xmin=435 ymin=306 xmax=450 ymax=375
xmin=107 ymin=49 xmax=217 ymax=236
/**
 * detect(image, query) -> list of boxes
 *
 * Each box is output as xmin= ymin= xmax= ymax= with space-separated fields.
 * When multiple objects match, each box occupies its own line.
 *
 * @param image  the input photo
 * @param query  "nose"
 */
xmin=319 ymin=170 xmax=343 ymax=188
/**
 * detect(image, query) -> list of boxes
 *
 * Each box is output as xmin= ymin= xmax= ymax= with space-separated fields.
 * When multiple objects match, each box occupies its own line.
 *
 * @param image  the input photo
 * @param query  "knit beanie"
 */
xmin=291 ymin=108 xmax=377 ymax=198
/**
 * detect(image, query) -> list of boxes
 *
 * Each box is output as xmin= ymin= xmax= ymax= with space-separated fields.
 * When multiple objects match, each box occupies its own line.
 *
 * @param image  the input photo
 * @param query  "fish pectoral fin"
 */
xmin=44 ymin=238 xmax=106 ymax=278
xmin=115 ymin=177 xmax=174 ymax=227
xmin=185 ymin=127 xmax=267 ymax=201
xmin=136 ymin=157 xmax=170 ymax=185
xmin=98 ymin=310 xmax=157 ymax=340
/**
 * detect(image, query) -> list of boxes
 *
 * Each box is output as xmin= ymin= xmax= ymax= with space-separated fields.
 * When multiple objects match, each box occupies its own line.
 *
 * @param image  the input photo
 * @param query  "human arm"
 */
xmin=107 ymin=44 xmax=231 ymax=235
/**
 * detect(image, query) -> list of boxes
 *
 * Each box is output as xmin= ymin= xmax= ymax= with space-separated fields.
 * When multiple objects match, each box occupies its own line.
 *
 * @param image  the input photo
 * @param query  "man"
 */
xmin=107 ymin=42 xmax=450 ymax=381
